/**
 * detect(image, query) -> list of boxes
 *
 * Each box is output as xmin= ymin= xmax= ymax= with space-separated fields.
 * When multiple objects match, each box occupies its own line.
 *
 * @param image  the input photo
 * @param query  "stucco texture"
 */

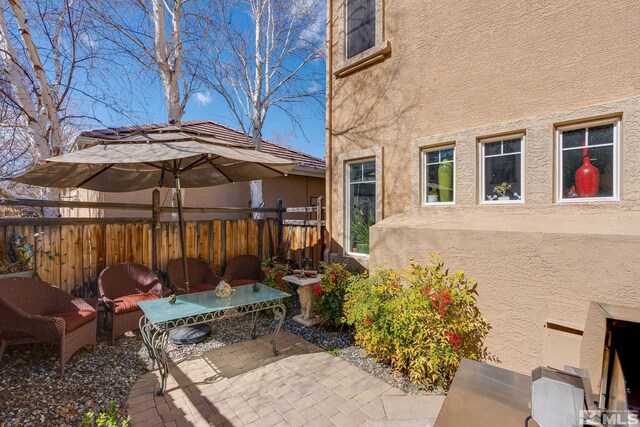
xmin=327 ymin=0 xmax=640 ymax=372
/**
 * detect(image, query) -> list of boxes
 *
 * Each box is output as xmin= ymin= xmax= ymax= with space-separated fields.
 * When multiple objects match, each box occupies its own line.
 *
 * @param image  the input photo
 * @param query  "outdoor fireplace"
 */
xmin=581 ymin=302 xmax=640 ymax=418
xmin=435 ymin=301 xmax=640 ymax=427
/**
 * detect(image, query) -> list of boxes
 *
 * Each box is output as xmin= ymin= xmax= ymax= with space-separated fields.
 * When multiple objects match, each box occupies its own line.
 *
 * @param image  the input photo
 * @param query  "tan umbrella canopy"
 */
xmin=9 ymin=128 xmax=295 ymax=292
xmin=11 ymin=132 xmax=294 ymax=192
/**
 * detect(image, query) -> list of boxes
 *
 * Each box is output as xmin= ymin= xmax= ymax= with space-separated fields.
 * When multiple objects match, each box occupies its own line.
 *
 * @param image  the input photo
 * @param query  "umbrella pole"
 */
xmin=175 ymin=175 xmax=190 ymax=293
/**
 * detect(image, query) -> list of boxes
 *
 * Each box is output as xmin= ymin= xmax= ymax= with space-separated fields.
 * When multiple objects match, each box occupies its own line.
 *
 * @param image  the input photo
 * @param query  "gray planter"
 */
xmin=0 ymin=270 xmax=34 ymax=280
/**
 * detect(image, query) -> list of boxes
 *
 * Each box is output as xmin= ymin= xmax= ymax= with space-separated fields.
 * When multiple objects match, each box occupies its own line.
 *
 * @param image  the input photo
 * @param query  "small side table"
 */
xmin=282 ymin=275 xmax=322 ymax=326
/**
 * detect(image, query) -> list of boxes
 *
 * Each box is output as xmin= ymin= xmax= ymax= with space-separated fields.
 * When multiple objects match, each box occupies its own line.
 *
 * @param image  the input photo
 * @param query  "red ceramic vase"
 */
xmin=575 ymin=155 xmax=599 ymax=198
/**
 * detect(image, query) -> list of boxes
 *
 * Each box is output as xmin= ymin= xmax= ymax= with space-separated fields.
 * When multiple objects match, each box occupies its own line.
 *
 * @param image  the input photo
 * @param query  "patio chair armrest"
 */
xmin=101 ymin=296 xmax=115 ymax=312
xmin=149 ymin=280 xmax=164 ymax=296
xmin=70 ymin=297 xmax=96 ymax=312
xmin=0 ymin=298 xmax=64 ymax=339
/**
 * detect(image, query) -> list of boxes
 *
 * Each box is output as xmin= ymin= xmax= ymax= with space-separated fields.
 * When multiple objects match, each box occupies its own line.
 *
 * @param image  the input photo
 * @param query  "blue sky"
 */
xmin=108 ymin=75 xmax=327 ymax=160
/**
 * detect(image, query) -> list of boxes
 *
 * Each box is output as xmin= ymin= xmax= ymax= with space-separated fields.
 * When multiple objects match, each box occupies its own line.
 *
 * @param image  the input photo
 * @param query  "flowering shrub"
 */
xmin=261 ymin=258 xmax=295 ymax=306
xmin=344 ymin=253 xmax=491 ymax=390
xmin=313 ymin=262 xmax=352 ymax=327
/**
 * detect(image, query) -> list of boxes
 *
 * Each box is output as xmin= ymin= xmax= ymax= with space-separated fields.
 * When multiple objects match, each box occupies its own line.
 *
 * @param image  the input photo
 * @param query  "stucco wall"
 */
xmin=369 ymin=211 xmax=640 ymax=373
xmin=327 ymin=0 xmax=640 ymax=372
xmin=103 ymin=174 xmax=325 ymax=220
xmin=328 ymin=0 xmax=640 ymax=247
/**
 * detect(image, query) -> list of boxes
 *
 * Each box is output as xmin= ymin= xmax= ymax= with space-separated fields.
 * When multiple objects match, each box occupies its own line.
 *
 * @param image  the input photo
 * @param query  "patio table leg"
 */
xmin=251 ymin=312 xmax=258 ymax=339
xmin=139 ymin=316 xmax=170 ymax=395
xmin=270 ymin=302 xmax=286 ymax=356
xmin=139 ymin=316 xmax=155 ymax=371
xmin=152 ymin=328 xmax=170 ymax=395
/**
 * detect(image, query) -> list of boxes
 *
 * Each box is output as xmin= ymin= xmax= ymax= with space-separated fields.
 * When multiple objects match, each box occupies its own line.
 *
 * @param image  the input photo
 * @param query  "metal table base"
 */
xmin=139 ymin=298 xmax=286 ymax=395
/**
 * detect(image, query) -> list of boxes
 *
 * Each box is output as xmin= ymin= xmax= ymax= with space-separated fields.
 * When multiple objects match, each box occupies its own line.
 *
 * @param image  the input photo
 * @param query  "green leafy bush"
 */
xmin=80 ymin=401 xmax=130 ymax=427
xmin=313 ymin=262 xmax=351 ymax=327
xmin=344 ymin=253 xmax=491 ymax=390
xmin=261 ymin=258 xmax=295 ymax=307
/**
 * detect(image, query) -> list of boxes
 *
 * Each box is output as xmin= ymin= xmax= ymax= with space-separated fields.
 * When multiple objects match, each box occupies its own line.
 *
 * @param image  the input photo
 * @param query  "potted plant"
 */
xmin=492 ymin=182 xmax=511 ymax=201
xmin=427 ymin=188 xmax=439 ymax=203
xmin=351 ymin=208 xmax=373 ymax=254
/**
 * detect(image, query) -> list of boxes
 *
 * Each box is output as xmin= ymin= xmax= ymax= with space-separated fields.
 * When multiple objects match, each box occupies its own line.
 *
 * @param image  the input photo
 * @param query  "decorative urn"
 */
xmin=575 ymin=148 xmax=599 ymax=198
xmin=215 ymin=280 xmax=235 ymax=298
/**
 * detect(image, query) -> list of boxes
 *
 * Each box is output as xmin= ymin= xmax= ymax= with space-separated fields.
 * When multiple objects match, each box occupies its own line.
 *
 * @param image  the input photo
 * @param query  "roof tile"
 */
xmin=79 ymin=120 xmax=325 ymax=171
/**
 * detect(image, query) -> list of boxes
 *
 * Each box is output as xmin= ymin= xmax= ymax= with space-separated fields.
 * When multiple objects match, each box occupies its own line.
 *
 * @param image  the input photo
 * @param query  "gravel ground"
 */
xmin=0 ymin=334 xmax=148 ymax=427
xmin=1 ymin=303 xmax=429 ymax=426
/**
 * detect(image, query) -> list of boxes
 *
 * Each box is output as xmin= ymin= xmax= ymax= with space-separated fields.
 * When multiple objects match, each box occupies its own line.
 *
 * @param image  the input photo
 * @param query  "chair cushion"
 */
xmin=113 ymin=293 xmax=160 ymax=314
xmin=229 ymin=279 xmax=259 ymax=287
xmin=188 ymin=283 xmax=217 ymax=293
xmin=45 ymin=309 xmax=97 ymax=333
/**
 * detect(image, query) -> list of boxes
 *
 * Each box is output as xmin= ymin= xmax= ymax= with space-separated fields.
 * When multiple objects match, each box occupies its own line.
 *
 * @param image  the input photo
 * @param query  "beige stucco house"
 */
xmin=69 ymin=120 xmax=325 ymax=219
xmin=325 ymin=0 xmax=640 ymax=374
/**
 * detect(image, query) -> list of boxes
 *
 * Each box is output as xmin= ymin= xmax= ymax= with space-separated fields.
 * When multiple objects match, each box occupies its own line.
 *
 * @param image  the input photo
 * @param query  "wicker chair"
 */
xmin=0 ymin=278 xmax=97 ymax=378
xmin=98 ymin=263 xmax=164 ymax=344
xmin=223 ymin=255 xmax=265 ymax=287
xmin=167 ymin=257 xmax=222 ymax=294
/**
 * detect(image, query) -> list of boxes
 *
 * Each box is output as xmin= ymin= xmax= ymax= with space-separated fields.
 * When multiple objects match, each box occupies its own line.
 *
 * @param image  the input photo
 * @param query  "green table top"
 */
xmin=138 ymin=284 xmax=290 ymax=325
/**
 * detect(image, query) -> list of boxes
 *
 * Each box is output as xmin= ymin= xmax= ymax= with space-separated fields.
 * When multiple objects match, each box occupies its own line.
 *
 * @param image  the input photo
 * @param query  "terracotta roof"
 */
xmin=79 ymin=120 xmax=325 ymax=172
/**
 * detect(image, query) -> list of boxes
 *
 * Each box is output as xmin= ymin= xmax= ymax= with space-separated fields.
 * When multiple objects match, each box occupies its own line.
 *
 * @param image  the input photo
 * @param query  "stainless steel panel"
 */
xmin=435 ymin=359 xmax=539 ymax=427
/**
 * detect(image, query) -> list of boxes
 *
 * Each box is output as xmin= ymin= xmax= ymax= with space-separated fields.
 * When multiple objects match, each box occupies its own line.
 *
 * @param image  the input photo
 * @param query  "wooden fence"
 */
xmin=0 ymin=197 xmax=325 ymax=295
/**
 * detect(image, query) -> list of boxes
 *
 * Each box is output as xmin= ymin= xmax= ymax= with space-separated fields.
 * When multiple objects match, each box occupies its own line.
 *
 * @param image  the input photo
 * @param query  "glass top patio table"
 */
xmin=138 ymin=284 xmax=290 ymax=325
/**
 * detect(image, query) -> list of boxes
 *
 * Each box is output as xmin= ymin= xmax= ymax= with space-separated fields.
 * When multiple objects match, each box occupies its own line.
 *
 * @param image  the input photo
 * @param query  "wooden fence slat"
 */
xmin=2 ymin=214 xmax=324 ymax=295
xmin=212 ymin=220 xmax=222 ymax=267
xmin=197 ymin=222 xmax=210 ymax=261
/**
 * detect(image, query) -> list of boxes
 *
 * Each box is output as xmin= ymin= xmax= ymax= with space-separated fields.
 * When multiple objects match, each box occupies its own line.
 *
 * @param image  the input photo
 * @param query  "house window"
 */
xmin=557 ymin=119 xmax=620 ymax=202
xmin=346 ymin=0 xmax=375 ymax=58
xmin=346 ymin=159 xmax=376 ymax=254
xmin=422 ymin=146 xmax=455 ymax=204
xmin=480 ymin=135 xmax=524 ymax=203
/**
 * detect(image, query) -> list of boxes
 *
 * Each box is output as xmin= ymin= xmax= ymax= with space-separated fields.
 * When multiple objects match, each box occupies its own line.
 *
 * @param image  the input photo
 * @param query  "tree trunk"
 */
xmin=2 ymin=0 xmax=61 ymax=217
xmin=151 ymin=0 xmax=183 ymax=125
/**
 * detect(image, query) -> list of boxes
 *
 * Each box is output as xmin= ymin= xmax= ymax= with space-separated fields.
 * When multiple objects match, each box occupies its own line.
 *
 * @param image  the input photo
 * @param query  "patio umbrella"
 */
xmin=8 ymin=127 xmax=295 ymax=293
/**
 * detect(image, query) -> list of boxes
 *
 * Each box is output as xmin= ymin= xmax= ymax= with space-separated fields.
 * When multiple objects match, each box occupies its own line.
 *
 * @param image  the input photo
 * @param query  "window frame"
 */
xmin=555 ymin=118 xmax=621 ymax=204
xmin=334 ymin=0 xmax=389 ymax=78
xmin=479 ymin=133 xmax=526 ymax=205
xmin=345 ymin=0 xmax=376 ymax=60
xmin=421 ymin=144 xmax=456 ymax=206
xmin=345 ymin=158 xmax=377 ymax=257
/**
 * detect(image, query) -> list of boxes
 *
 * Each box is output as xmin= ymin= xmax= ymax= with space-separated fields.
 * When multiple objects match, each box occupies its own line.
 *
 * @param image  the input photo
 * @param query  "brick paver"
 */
xmin=128 ymin=331 xmax=443 ymax=426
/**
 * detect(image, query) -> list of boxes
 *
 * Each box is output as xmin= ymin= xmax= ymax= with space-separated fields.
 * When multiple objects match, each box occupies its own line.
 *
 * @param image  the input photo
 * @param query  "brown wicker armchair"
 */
xmin=0 ymin=278 xmax=97 ymax=378
xmin=167 ymin=257 xmax=222 ymax=294
xmin=98 ymin=263 xmax=163 ymax=344
xmin=223 ymin=255 xmax=265 ymax=287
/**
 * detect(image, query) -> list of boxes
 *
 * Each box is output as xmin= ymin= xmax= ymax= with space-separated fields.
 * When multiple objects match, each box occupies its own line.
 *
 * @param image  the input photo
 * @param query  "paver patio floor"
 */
xmin=128 ymin=331 xmax=444 ymax=426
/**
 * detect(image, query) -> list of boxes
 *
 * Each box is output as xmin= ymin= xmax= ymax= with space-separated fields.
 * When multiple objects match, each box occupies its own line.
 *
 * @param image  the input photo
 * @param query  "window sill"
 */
xmin=557 ymin=197 xmax=619 ymax=204
xmin=345 ymin=251 xmax=370 ymax=259
xmin=334 ymin=40 xmax=392 ymax=78
xmin=421 ymin=202 xmax=456 ymax=207
xmin=480 ymin=200 xmax=525 ymax=205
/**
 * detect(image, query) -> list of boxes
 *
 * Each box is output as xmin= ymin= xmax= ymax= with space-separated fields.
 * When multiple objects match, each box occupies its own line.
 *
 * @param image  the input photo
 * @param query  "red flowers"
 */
xmin=429 ymin=289 xmax=452 ymax=316
xmin=312 ymin=283 xmax=322 ymax=297
xmin=445 ymin=331 xmax=461 ymax=350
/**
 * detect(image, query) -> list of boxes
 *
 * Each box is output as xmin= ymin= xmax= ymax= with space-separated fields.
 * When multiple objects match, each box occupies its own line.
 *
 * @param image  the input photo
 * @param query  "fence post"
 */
xmin=276 ymin=199 xmax=283 ymax=258
xmin=316 ymin=196 xmax=324 ymax=269
xmin=151 ymin=189 xmax=160 ymax=271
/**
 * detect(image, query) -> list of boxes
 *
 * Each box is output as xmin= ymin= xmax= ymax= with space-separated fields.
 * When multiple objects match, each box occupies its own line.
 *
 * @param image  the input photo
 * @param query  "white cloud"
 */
xmin=194 ymin=92 xmax=213 ymax=106
xmin=79 ymin=32 xmax=97 ymax=48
